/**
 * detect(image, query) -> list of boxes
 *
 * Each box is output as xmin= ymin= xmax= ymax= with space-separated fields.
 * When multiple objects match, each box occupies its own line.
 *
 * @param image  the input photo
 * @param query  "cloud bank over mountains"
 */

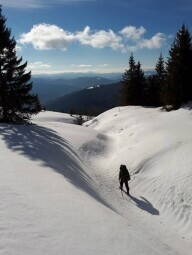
xmin=19 ymin=24 xmax=166 ymax=53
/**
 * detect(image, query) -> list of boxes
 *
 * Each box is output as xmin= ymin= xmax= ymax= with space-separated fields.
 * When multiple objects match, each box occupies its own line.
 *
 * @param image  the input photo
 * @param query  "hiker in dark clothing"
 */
xmin=119 ymin=164 xmax=130 ymax=195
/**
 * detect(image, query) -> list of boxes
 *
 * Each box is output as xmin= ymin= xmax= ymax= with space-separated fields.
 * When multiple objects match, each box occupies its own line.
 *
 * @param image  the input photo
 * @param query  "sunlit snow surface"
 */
xmin=0 ymin=107 xmax=191 ymax=254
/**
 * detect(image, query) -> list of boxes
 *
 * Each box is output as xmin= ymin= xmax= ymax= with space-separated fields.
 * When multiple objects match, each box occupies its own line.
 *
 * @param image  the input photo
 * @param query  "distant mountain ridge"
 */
xmin=46 ymin=82 xmax=121 ymax=115
xmin=33 ymin=72 xmax=123 ymax=80
xmin=32 ymin=76 xmax=114 ymax=104
xmin=32 ymin=71 xmax=155 ymax=107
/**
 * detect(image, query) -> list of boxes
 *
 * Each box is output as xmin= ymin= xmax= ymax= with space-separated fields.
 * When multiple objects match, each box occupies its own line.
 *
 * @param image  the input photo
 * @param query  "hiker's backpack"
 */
xmin=120 ymin=165 xmax=130 ymax=181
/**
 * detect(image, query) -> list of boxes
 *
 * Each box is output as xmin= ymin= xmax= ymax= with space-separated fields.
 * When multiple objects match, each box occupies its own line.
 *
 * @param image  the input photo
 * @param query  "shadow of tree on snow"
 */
xmin=0 ymin=124 xmax=115 ymax=212
xmin=129 ymin=194 xmax=159 ymax=215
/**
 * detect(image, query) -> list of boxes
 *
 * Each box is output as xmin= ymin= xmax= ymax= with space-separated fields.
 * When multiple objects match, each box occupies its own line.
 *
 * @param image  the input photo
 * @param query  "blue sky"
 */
xmin=2 ymin=0 xmax=192 ymax=74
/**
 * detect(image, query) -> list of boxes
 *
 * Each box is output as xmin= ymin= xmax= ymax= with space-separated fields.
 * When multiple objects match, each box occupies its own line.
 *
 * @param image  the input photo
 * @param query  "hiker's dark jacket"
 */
xmin=119 ymin=165 xmax=130 ymax=181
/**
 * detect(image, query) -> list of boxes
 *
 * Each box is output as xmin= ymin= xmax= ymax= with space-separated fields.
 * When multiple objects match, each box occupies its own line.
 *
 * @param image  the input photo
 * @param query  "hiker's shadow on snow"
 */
xmin=0 ymin=124 xmax=115 ymax=212
xmin=129 ymin=195 xmax=159 ymax=215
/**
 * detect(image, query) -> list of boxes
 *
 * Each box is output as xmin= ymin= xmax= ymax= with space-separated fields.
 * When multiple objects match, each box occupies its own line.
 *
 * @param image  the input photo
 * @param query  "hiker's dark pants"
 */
xmin=120 ymin=179 xmax=129 ymax=194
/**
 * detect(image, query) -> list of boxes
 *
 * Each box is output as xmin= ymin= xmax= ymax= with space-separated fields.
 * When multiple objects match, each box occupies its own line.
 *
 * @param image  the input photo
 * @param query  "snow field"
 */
xmin=85 ymin=106 xmax=192 ymax=237
xmin=0 ymin=106 xmax=191 ymax=254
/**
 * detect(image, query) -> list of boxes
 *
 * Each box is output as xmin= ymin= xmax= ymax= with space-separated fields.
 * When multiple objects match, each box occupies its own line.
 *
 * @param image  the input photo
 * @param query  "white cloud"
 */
xmin=99 ymin=64 xmax=109 ymax=67
xmin=138 ymin=33 xmax=166 ymax=49
xmin=78 ymin=64 xmax=93 ymax=68
xmin=71 ymin=64 xmax=109 ymax=68
xmin=19 ymin=24 xmax=124 ymax=51
xmin=71 ymin=64 xmax=93 ymax=68
xmin=120 ymin=27 xmax=165 ymax=51
xmin=19 ymin=24 xmax=166 ymax=52
xmin=120 ymin=26 xmax=146 ymax=40
xmin=19 ymin=24 xmax=75 ymax=50
xmin=28 ymin=61 xmax=51 ymax=71
xmin=76 ymin=26 xmax=124 ymax=50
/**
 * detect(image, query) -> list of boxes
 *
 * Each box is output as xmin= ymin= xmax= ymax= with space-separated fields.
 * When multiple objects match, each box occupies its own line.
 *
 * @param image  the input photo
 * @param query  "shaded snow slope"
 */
xmin=84 ymin=106 xmax=192 ymax=237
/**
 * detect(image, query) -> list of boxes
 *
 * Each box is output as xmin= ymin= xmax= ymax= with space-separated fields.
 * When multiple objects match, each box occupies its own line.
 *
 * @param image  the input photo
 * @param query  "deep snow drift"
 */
xmin=0 ymin=107 xmax=191 ymax=254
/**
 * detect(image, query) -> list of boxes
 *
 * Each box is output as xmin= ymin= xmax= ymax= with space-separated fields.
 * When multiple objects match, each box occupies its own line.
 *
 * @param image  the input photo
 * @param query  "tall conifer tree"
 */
xmin=121 ymin=54 xmax=136 ymax=105
xmin=155 ymin=54 xmax=166 ymax=105
xmin=135 ymin=61 xmax=145 ymax=104
xmin=166 ymin=25 xmax=192 ymax=108
xmin=0 ymin=7 xmax=41 ymax=122
xmin=156 ymin=54 xmax=166 ymax=80
xmin=121 ymin=54 xmax=145 ymax=105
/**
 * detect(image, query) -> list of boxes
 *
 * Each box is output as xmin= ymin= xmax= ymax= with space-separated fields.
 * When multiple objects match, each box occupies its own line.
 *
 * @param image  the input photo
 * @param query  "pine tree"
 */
xmin=121 ymin=54 xmax=145 ymax=105
xmin=155 ymin=54 xmax=166 ymax=105
xmin=135 ymin=61 xmax=145 ymax=104
xmin=166 ymin=25 xmax=192 ymax=109
xmin=0 ymin=7 xmax=41 ymax=122
xmin=156 ymin=54 xmax=166 ymax=81
xmin=121 ymin=54 xmax=136 ymax=105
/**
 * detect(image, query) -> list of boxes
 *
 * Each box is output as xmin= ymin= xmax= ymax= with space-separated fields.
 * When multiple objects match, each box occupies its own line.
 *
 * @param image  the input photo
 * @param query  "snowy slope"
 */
xmin=0 ymin=108 xmax=191 ymax=254
xmin=84 ymin=106 xmax=192 ymax=237
xmin=33 ymin=110 xmax=75 ymax=124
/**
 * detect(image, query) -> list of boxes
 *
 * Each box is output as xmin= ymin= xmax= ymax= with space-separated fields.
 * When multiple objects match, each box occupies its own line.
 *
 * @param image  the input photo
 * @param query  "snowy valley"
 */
xmin=0 ymin=106 xmax=192 ymax=254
